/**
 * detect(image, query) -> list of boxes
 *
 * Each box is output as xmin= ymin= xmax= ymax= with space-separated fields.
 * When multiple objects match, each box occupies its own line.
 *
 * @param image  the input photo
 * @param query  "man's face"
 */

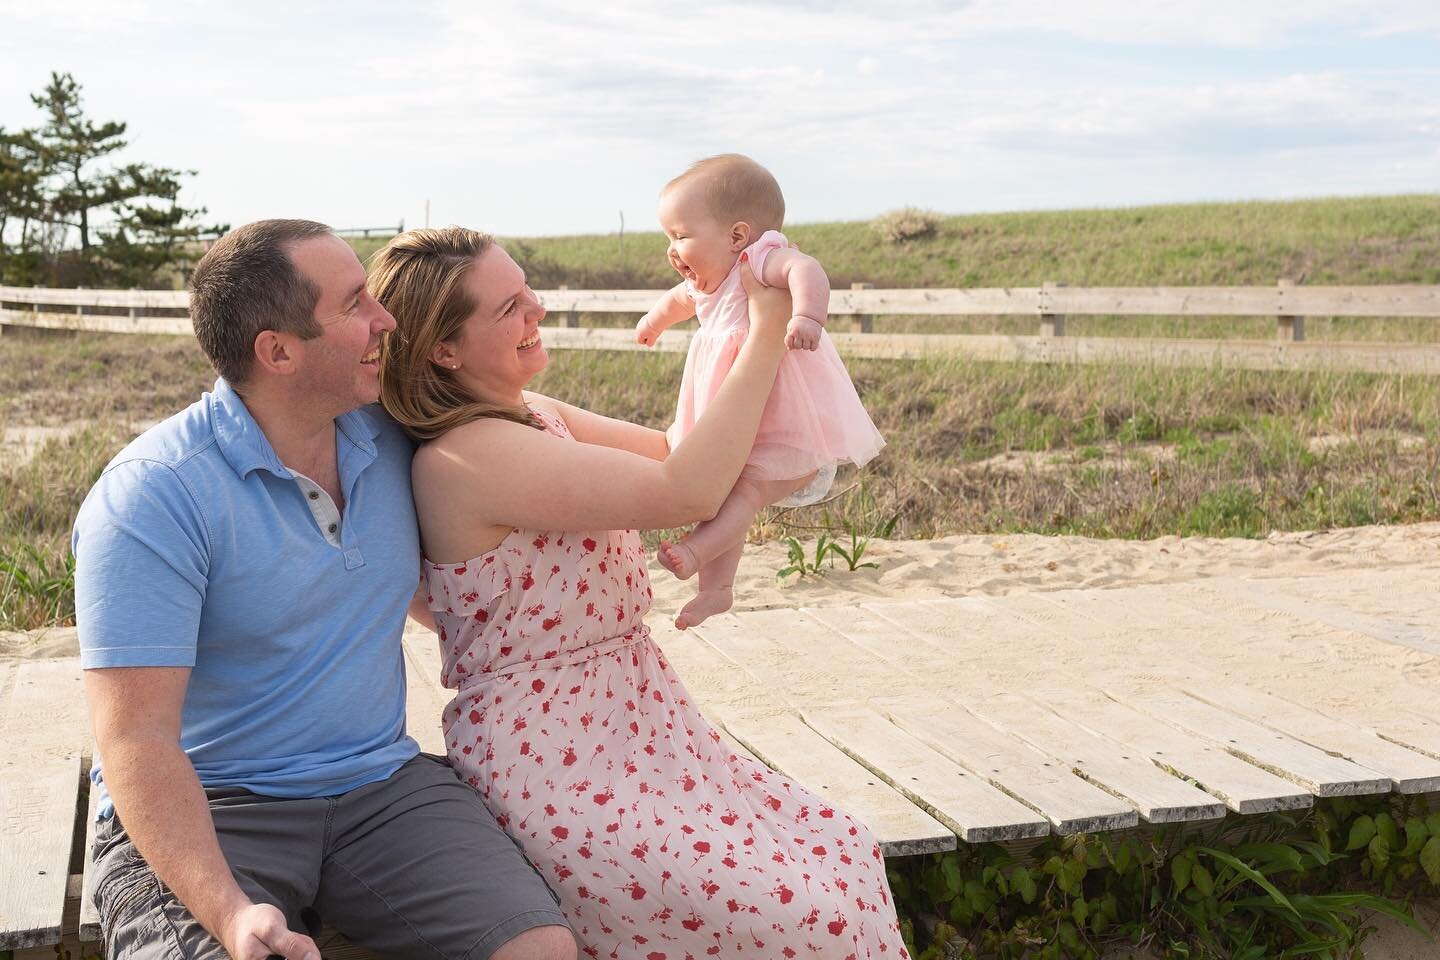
xmin=288 ymin=234 xmax=396 ymax=415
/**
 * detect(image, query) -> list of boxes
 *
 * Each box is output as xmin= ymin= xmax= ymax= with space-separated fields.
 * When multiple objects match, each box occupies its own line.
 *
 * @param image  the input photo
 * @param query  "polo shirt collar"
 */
xmin=210 ymin=379 xmax=380 ymax=480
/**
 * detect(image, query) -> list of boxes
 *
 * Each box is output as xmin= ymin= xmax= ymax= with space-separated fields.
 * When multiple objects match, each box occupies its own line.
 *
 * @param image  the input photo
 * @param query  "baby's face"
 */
xmin=658 ymin=183 xmax=740 ymax=295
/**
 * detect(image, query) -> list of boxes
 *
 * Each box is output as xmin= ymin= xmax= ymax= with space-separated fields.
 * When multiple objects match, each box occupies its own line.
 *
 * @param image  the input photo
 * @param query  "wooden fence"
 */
xmin=4 ymin=281 xmax=1440 ymax=374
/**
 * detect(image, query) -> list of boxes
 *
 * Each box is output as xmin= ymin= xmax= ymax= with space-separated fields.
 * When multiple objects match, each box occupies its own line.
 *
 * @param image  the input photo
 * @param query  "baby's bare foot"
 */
xmin=657 ymin=539 xmax=699 ymax=580
xmin=674 ymin=588 xmax=734 ymax=631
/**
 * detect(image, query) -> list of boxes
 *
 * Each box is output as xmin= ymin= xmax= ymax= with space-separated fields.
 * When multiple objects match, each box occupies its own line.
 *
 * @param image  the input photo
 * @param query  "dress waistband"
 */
xmin=456 ymin=624 xmax=652 ymax=688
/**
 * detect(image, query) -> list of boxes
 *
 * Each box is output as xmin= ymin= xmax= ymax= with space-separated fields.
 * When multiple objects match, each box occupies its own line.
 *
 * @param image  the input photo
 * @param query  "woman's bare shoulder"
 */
xmin=413 ymin=416 xmax=527 ymax=479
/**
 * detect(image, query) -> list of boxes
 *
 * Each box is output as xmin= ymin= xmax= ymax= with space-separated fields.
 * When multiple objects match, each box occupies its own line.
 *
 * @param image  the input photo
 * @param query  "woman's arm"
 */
xmin=635 ymin=282 xmax=694 ymax=347
xmin=415 ymin=258 xmax=789 ymax=540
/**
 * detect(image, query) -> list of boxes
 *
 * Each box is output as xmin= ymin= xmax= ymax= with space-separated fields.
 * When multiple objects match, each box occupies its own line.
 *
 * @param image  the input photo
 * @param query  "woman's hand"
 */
xmin=740 ymin=251 xmax=792 ymax=345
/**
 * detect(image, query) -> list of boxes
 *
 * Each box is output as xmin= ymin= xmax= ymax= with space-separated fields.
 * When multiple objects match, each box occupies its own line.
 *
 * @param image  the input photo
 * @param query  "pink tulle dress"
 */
xmin=426 ymin=411 xmax=910 ymax=959
xmin=664 ymin=230 xmax=885 ymax=506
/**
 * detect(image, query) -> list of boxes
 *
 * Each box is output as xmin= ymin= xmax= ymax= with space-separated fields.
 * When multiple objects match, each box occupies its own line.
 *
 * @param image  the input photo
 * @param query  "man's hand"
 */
xmin=785 ymin=316 xmax=823 ymax=351
xmin=222 ymin=902 xmax=319 ymax=960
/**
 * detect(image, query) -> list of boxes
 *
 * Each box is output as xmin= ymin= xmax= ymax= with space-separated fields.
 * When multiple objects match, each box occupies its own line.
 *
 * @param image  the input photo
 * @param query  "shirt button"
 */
xmin=328 ymin=523 xmax=338 ymax=533
xmin=309 ymin=491 xmax=319 ymax=500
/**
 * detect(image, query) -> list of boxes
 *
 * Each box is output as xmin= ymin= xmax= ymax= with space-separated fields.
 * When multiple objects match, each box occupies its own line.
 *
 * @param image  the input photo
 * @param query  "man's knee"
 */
xmin=490 ymin=923 xmax=578 ymax=960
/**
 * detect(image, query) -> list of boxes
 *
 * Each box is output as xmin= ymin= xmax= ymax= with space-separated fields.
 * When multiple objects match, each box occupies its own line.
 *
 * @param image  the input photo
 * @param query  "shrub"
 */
xmin=873 ymin=207 xmax=941 ymax=244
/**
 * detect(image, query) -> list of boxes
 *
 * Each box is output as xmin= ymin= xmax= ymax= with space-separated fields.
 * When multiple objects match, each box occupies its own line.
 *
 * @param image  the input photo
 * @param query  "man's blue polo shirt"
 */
xmin=73 ymin=380 xmax=421 ymax=817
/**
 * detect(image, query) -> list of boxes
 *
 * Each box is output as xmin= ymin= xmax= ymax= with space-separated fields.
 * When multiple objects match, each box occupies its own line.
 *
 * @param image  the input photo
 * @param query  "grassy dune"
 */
xmin=354 ymin=193 xmax=1440 ymax=341
xmin=3 ymin=194 xmax=1438 ymax=629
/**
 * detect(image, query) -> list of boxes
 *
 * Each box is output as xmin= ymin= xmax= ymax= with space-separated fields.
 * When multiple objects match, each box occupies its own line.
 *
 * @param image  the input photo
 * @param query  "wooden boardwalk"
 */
xmin=5 ymin=563 xmax=1440 ymax=952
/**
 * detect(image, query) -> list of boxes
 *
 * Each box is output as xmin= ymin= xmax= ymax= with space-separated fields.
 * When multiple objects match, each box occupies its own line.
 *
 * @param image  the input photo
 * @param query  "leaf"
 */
xmin=1191 ymin=863 xmax=1214 ymax=897
xmin=1072 ymin=898 xmax=1089 ymax=925
xmin=1346 ymin=815 xmax=1377 ymax=852
xmin=1011 ymin=865 xmax=1036 ymax=904
xmin=1427 ymin=813 xmax=1440 ymax=837
xmin=1376 ymin=812 xmax=1401 ymax=852
xmin=941 ymin=855 xmax=962 ymax=898
xmin=1195 ymin=846 xmax=1300 ymax=918
xmin=1420 ymin=836 xmax=1440 ymax=885
xmin=1171 ymin=854 xmax=1193 ymax=894
xmin=1403 ymin=817 xmax=1428 ymax=857
xmin=1369 ymin=833 xmax=1391 ymax=873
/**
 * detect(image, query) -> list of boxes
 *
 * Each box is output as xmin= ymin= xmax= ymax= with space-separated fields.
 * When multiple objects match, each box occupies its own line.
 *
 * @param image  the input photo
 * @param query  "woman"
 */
xmin=372 ymin=227 xmax=908 ymax=959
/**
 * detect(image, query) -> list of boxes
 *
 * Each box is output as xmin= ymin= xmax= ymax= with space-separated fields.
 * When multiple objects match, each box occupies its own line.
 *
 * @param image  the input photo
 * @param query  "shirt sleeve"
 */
xmin=72 ymin=458 xmax=211 ymax=669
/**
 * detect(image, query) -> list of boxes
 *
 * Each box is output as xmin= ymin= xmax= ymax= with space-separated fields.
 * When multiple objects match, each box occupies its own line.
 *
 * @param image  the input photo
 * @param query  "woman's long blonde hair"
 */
xmin=369 ymin=226 xmax=541 ymax=441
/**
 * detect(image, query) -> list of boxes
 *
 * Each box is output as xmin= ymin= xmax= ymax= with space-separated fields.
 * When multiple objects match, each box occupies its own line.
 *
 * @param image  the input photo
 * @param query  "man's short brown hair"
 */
xmin=189 ymin=219 xmax=334 ymax=385
xmin=663 ymin=153 xmax=785 ymax=235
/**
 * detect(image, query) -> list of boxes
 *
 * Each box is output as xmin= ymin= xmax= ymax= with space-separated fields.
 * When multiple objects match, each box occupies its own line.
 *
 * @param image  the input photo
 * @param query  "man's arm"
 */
xmin=86 ymin=666 xmax=319 ymax=960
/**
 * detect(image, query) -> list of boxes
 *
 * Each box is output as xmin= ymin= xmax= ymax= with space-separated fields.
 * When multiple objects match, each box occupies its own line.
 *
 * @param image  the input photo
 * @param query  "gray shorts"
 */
xmin=91 ymin=753 xmax=570 ymax=959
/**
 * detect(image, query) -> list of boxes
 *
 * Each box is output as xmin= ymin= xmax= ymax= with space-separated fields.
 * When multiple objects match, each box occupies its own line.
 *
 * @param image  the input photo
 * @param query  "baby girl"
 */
xmin=636 ymin=153 xmax=884 ymax=629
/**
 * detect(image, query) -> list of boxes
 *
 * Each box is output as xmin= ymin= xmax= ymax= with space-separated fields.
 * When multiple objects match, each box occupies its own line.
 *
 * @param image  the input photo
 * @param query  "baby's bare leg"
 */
xmin=658 ymin=472 xmax=816 ymax=580
xmin=674 ymin=542 xmax=744 ymax=631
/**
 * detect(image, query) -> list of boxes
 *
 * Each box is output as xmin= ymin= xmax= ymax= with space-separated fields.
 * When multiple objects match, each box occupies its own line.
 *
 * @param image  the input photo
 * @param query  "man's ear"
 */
xmin=728 ymin=221 xmax=753 ymax=252
xmin=252 ymin=330 xmax=300 ymax=377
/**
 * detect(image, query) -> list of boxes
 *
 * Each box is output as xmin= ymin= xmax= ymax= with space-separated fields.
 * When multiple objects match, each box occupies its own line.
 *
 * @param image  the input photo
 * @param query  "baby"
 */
xmin=636 ymin=153 xmax=884 ymax=629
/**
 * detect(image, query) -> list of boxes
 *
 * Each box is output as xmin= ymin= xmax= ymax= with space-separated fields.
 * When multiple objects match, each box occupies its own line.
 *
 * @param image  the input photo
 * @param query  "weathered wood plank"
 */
xmin=1030 ymin=689 xmax=1313 ymax=815
xmin=78 ymin=762 xmax=100 ymax=942
xmin=878 ymin=700 xmax=1139 ymax=835
xmin=0 ymin=285 xmax=188 ymax=308
xmin=0 ymin=659 xmax=87 ymax=950
xmin=642 ymin=620 xmax=771 ymax=766
xmin=803 ymin=706 xmax=1050 ymax=843
xmin=693 ymin=609 xmax=905 ymax=708
xmin=964 ymin=693 xmax=1228 ymax=823
xmin=7 ymin=284 xmax=1437 ymax=318
xmin=1203 ymin=576 xmax=1440 ymax=657
xmin=719 ymin=709 xmax=955 ymax=856
xmin=8 ymin=308 xmax=1440 ymax=374
xmin=1175 ymin=681 xmax=1440 ymax=794
xmin=1112 ymin=686 xmax=1392 ymax=797
xmin=1022 ymin=584 xmax=1440 ymax=765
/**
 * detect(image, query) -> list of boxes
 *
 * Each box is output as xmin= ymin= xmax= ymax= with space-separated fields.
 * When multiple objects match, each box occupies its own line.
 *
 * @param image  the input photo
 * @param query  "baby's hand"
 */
xmin=785 ymin=316 xmax=823 ymax=351
xmin=635 ymin=314 xmax=662 ymax=348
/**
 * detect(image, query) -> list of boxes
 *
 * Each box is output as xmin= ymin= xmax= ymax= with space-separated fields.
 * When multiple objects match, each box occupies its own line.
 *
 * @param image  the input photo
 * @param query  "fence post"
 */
xmin=1276 ymin=278 xmax=1305 ymax=341
xmin=129 ymin=287 xmax=139 ymax=322
xmin=558 ymin=284 xmax=579 ymax=328
xmin=76 ymin=287 xmax=84 ymax=318
xmin=1040 ymin=281 xmax=1066 ymax=337
xmin=849 ymin=282 xmax=873 ymax=333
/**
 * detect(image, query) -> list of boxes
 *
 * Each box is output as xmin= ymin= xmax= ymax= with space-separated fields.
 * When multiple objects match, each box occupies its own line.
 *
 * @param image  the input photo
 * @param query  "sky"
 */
xmin=1 ymin=1 xmax=1437 ymax=238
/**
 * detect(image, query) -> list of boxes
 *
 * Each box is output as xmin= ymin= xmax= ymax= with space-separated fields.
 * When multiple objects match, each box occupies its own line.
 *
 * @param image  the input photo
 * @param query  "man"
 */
xmin=73 ymin=220 xmax=577 ymax=960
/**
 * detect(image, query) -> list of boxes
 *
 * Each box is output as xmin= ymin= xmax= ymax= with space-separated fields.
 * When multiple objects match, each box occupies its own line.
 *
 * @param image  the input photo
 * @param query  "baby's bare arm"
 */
xmin=636 ymin=282 xmax=695 ymax=346
xmin=760 ymin=247 xmax=830 ymax=350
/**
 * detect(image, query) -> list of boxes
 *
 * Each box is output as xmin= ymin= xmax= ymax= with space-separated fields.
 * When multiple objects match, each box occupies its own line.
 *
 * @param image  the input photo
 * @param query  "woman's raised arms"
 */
xmin=414 ymin=257 xmax=791 ymax=561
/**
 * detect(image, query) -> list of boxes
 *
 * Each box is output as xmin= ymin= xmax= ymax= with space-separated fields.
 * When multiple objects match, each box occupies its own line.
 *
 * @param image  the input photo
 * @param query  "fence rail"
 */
xmin=5 ymin=281 xmax=1440 ymax=374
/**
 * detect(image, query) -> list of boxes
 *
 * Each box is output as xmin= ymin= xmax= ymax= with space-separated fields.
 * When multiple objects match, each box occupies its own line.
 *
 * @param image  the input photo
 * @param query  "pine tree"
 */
xmin=28 ymin=71 xmax=221 ymax=285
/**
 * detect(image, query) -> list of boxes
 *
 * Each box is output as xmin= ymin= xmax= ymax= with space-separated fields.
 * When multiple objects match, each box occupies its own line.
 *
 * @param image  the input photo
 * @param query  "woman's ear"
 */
xmin=728 ymin=221 xmax=753 ymax=252
xmin=430 ymin=340 xmax=460 ymax=371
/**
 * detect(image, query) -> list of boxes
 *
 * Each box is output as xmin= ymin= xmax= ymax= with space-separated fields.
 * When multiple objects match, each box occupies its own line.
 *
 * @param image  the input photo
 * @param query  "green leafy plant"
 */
xmin=886 ymin=795 xmax=1436 ymax=960
xmin=777 ymin=533 xmax=835 ymax=579
xmin=825 ymin=509 xmax=900 ymax=571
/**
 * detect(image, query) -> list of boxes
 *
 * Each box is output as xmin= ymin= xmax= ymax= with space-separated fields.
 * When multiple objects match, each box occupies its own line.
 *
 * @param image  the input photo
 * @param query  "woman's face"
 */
xmin=444 ymin=245 xmax=548 ymax=403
